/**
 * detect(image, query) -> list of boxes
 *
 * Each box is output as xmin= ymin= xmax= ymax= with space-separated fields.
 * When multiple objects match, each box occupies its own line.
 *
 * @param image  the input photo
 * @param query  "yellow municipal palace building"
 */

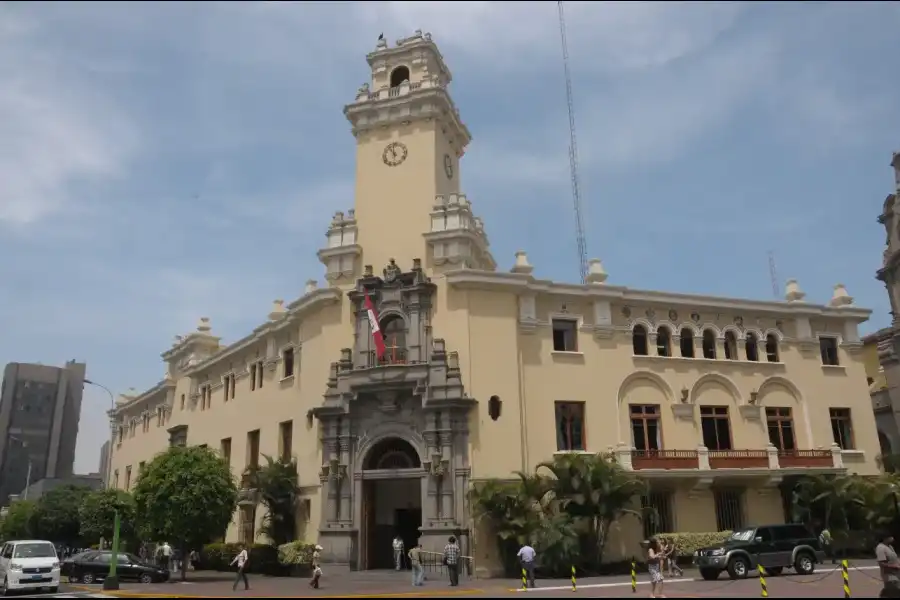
xmin=108 ymin=32 xmax=880 ymax=573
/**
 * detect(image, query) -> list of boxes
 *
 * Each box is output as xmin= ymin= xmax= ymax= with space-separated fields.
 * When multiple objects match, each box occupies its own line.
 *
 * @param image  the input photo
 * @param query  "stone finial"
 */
xmin=376 ymin=35 xmax=387 ymax=50
xmin=829 ymin=283 xmax=854 ymax=308
xmin=305 ymin=279 xmax=318 ymax=294
xmin=332 ymin=211 xmax=344 ymax=225
xmin=510 ymin=251 xmax=533 ymax=275
xmin=784 ymin=279 xmax=806 ymax=303
xmin=196 ymin=317 xmax=212 ymax=333
xmin=172 ymin=335 xmax=183 ymax=347
xmin=586 ymin=258 xmax=608 ymax=284
xmin=346 ymin=209 xmax=356 ymax=220
xmin=269 ymin=299 xmax=286 ymax=321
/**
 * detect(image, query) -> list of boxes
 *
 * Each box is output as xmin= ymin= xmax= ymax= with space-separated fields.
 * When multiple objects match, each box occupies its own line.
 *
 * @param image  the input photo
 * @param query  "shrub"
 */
xmin=277 ymin=541 xmax=317 ymax=566
xmin=200 ymin=542 xmax=283 ymax=575
xmin=657 ymin=531 xmax=732 ymax=556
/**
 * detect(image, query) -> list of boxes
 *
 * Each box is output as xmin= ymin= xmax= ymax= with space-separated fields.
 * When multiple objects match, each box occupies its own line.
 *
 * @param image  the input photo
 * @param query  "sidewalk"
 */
xmin=69 ymin=569 xmax=495 ymax=598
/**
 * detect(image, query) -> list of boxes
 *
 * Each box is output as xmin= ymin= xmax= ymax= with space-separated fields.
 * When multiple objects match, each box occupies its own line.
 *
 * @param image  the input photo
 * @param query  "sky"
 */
xmin=1 ymin=1 xmax=899 ymax=475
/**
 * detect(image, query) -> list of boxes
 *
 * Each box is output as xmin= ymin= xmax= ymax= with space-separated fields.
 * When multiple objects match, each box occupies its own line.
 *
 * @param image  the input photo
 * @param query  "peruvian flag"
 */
xmin=364 ymin=290 xmax=386 ymax=360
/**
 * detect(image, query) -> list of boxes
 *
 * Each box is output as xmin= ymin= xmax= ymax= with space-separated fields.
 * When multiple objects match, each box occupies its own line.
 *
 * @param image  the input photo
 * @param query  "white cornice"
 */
xmin=445 ymin=270 xmax=872 ymax=322
xmin=344 ymin=87 xmax=471 ymax=150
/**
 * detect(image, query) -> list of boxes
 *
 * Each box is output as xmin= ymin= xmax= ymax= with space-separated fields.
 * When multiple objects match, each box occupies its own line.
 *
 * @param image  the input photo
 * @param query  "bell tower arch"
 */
xmin=344 ymin=31 xmax=472 ymax=273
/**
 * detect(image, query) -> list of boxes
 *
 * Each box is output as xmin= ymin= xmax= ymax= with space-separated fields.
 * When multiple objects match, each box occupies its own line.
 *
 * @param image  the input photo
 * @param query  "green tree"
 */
xmin=0 ymin=501 xmax=36 ymax=540
xmin=79 ymin=489 xmax=137 ymax=547
xmin=32 ymin=485 xmax=92 ymax=545
xmin=538 ymin=452 xmax=650 ymax=566
xmin=244 ymin=455 xmax=301 ymax=546
xmin=133 ymin=446 xmax=238 ymax=580
xmin=791 ymin=474 xmax=866 ymax=533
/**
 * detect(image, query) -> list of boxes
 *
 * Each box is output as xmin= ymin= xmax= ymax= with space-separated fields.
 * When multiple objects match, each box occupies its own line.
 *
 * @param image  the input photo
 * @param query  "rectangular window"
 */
xmin=766 ymin=407 xmax=795 ymax=451
xmin=113 ymin=470 xmax=119 ymax=489
xmin=250 ymin=364 xmax=257 ymax=391
xmin=630 ymin=405 xmax=661 ymax=452
xmin=180 ymin=394 xmax=185 ymax=410
xmin=221 ymin=438 xmax=232 ymax=467
xmin=302 ymin=498 xmax=312 ymax=523
xmin=714 ymin=490 xmax=744 ymax=531
xmin=700 ymin=406 xmax=732 ymax=451
xmin=257 ymin=361 xmax=264 ymax=388
xmin=820 ymin=337 xmax=840 ymax=366
xmin=551 ymin=319 xmax=578 ymax=352
xmin=138 ymin=461 xmax=145 ymax=476
xmin=283 ymin=348 xmax=295 ymax=378
xmin=554 ymin=401 xmax=586 ymax=451
xmin=247 ymin=429 xmax=261 ymax=469
xmin=830 ymin=408 xmax=854 ymax=449
xmin=642 ymin=491 xmax=674 ymax=538
xmin=279 ymin=420 xmax=293 ymax=462
xmin=125 ymin=466 xmax=132 ymax=491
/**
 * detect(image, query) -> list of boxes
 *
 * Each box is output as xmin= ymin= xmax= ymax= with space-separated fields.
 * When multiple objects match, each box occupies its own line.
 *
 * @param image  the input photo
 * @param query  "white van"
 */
xmin=0 ymin=539 xmax=60 ymax=594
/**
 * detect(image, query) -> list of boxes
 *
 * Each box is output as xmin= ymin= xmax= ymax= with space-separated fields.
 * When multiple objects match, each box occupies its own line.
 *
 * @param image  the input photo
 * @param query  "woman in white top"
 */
xmin=230 ymin=544 xmax=250 ymax=591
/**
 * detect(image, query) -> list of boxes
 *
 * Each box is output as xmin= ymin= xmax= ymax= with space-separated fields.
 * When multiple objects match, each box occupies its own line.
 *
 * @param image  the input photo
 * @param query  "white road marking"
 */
xmin=513 ymin=565 xmax=880 ymax=592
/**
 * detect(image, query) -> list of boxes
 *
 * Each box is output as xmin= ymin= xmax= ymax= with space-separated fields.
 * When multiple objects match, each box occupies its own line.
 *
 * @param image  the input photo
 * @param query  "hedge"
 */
xmin=656 ymin=531 xmax=732 ymax=556
xmin=200 ymin=542 xmax=282 ymax=575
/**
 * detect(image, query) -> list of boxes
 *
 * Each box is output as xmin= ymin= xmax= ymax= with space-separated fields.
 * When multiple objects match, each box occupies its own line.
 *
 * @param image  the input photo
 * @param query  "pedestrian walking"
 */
xmin=309 ymin=545 xmax=323 ymax=589
xmin=877 ymin=532 xmax=900 ymax=597
xmin=409 ymin=541 xmax=424 ymax=586
xmin=443 ymin=536 xmax=461 ymax=587
xmin=646 ymin=537 xmax=666 ymax=598
xmin=819 ymin=526 xmax=835 ymax=564
xmin=663 ymin=538 xmax=683 ymax=577
xmin=517 ymin=543 xmax=536 ymax=588
xmin=230 ymin=544 xmax=250 ymax=591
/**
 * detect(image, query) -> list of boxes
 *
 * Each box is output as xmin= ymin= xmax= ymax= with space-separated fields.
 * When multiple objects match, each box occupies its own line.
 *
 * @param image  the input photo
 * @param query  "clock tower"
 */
xmin=322 ymin=31 xmax=485 ymax=278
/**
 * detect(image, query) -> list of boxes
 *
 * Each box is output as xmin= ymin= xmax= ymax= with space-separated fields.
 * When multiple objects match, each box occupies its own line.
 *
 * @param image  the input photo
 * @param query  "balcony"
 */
xmin=631 ymin=449 xmax=700 ymax=470
xmin=777 ymin=449 xmax=833 ymax=468
xmin=366 ymin=347 xmax=409 ymax=368
xmin=615 ymin=443 xmax=844 ymax=474
xmin=708 ymin=449 xmax=769 ymax=469
xmin=237 ymin=472 xmax=258 ymax=505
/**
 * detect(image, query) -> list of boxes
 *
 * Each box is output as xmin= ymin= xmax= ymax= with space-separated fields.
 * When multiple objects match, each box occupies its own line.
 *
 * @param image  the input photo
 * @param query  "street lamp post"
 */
xmin=8 ymin=436 xmax=32 ymax=501
xmin=84 ymin=378 xmax=121 ymax=591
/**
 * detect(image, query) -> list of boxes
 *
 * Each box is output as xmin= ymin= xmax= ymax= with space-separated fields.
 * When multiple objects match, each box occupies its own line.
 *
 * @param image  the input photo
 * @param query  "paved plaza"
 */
xmin=62 ymin=562 xmax=886 ymax=598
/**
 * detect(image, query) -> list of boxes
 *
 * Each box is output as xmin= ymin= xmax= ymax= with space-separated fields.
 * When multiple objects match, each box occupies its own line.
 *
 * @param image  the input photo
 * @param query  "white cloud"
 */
xmin=0 ymin=7 xmax=139 ymax=226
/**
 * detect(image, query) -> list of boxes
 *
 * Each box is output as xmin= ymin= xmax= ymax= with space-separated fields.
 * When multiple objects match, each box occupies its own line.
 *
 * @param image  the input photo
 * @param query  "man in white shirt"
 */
xmin=160 ymin=542 xmax=172 ymax=571
xmin=392 ymin=536 xmax=405 ymax=570
xmin=517 ymin=543 xmax=537 ymax=589
xmin=230 ymin=544 xmax=250 ymax=591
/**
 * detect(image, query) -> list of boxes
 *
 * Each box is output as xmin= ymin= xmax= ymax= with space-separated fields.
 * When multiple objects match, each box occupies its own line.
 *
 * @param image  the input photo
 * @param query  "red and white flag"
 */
xmin=364 ymin=290 xmax=386 ymax=360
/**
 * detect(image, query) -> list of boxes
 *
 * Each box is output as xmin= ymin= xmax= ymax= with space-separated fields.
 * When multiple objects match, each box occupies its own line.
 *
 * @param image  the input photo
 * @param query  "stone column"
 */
xmin=328 ymin=439 xmax=340 ymax=521
xmin=339 ymin=438 xmax=352 ymax=522
xmin=439 ymin=432 xmax=454 ymax=520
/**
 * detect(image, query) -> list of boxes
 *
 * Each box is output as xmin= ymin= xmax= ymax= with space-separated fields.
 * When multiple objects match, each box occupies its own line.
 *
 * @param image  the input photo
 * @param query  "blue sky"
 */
xmin=1 ymin=1 xmax=898 ymax=474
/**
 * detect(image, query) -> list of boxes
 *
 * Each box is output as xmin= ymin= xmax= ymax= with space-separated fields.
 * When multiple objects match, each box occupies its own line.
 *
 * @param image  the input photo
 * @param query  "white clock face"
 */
xmin=444 ymin=154 xmax=453 ymax=179
xmin=382 ymin=142 xmax=408 ymax=167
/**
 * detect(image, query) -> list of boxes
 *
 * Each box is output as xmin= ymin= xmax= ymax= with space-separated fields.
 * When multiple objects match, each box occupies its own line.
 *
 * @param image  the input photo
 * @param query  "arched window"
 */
xmin=380 ymin=316 xmax=407 ymax=364
xmin=723 ymin=331 xmax=739 ymax=360
xmin=633 ymin=325 xmax=649 ymax=356
xmin=745 ymin=333 xmax=759 ymax=362
xmin=680 ymin=328 xmax=695 ymax=358
xmin=656 ymin=327 xmax=672 ymax=357
xmin=702 ymin=329 xmax=717 ymax=359
xmin=364 ymin=437 xmax=421 ymax=470
xmin=765 ymin=334 xmax=780 ymax=362
xmin=390 ymin=66 xmax=410 ymax=88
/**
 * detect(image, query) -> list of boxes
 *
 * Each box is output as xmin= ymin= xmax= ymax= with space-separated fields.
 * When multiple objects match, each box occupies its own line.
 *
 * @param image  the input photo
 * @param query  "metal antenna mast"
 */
xmin=557 ymin=1 xmax=589 ymax=284
xmin=768 ymin=250 xmax=780 ymax=299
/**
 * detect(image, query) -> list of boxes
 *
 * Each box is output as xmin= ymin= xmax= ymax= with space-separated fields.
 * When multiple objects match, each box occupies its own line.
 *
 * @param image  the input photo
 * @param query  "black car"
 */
xmin=60 ymin=551 xmax=169 ymax=584
xmin=694 ymin=523 xmax=826 ymax=580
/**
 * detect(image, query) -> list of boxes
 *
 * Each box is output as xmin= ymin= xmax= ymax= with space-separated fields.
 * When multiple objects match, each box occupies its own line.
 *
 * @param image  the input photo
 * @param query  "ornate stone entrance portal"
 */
xmin=313 ymin=259 xmax=476 ymax=569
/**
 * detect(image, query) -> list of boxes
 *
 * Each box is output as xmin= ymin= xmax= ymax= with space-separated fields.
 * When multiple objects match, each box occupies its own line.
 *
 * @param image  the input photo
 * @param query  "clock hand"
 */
xmin=391 ymin=147 xmax=397 ymax=159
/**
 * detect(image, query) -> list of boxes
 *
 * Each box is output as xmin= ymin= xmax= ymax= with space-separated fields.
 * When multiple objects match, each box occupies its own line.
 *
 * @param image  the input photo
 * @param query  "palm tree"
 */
xmin=536 ymin=452 xmax=649 ymax=567
xmin=791 ymin=474 xmax=866 ymax=534
xmin=243 ymin=455 xmax=301 ymax=546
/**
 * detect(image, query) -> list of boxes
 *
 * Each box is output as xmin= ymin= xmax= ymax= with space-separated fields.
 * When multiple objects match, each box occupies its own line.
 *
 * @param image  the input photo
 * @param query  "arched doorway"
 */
xmin=361 ymin=437 xmax=422 ymax=569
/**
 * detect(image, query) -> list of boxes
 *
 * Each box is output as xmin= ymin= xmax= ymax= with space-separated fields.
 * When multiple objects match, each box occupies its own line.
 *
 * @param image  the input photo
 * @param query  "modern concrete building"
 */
xmin=98 ymin=440 xmax=110 ymax=487
xmin=863 ymin=153 xmax=900 ymax=457
xmin=0 ymin=360 xmax=87 ymax=505
xmin=8 ymin=474 xmax=104 ymax=503
xmin=108 ymin=32 xmax=880 ymax=573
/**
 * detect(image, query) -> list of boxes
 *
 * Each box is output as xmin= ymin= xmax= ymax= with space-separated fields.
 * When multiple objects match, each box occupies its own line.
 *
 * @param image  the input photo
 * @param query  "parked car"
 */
xmin=60 ymin=550 xmax=169 ymax=584
xmin=0 ymin=539 xmax=60 ymax=595
xmin=694 ymin=523 xmax=825 ymax=580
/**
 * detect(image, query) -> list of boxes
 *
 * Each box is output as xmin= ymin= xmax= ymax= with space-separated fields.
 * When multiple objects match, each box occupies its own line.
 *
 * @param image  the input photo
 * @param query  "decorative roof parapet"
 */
xmin=443 ymin=269 xmax=872 ymax=321
xmin=510 ymin=251 xmax=533 ymax=276
xmin=829 ymin=284 xmax=854 ymax=308
xmin=784 ymin=279 xmax=806 ymax=303
xmin=586 ymin=258 xmax=608 ymax=284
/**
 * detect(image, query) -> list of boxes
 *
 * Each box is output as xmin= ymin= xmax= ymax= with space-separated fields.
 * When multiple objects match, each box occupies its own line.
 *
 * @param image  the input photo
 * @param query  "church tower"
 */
xmin=318 ymin=31 xmax=494 ymax=281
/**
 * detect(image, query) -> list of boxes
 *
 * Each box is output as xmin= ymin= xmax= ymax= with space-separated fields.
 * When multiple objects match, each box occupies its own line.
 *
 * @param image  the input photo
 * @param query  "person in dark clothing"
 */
xmin=443 ymin=536 xmax=461 ymax=587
